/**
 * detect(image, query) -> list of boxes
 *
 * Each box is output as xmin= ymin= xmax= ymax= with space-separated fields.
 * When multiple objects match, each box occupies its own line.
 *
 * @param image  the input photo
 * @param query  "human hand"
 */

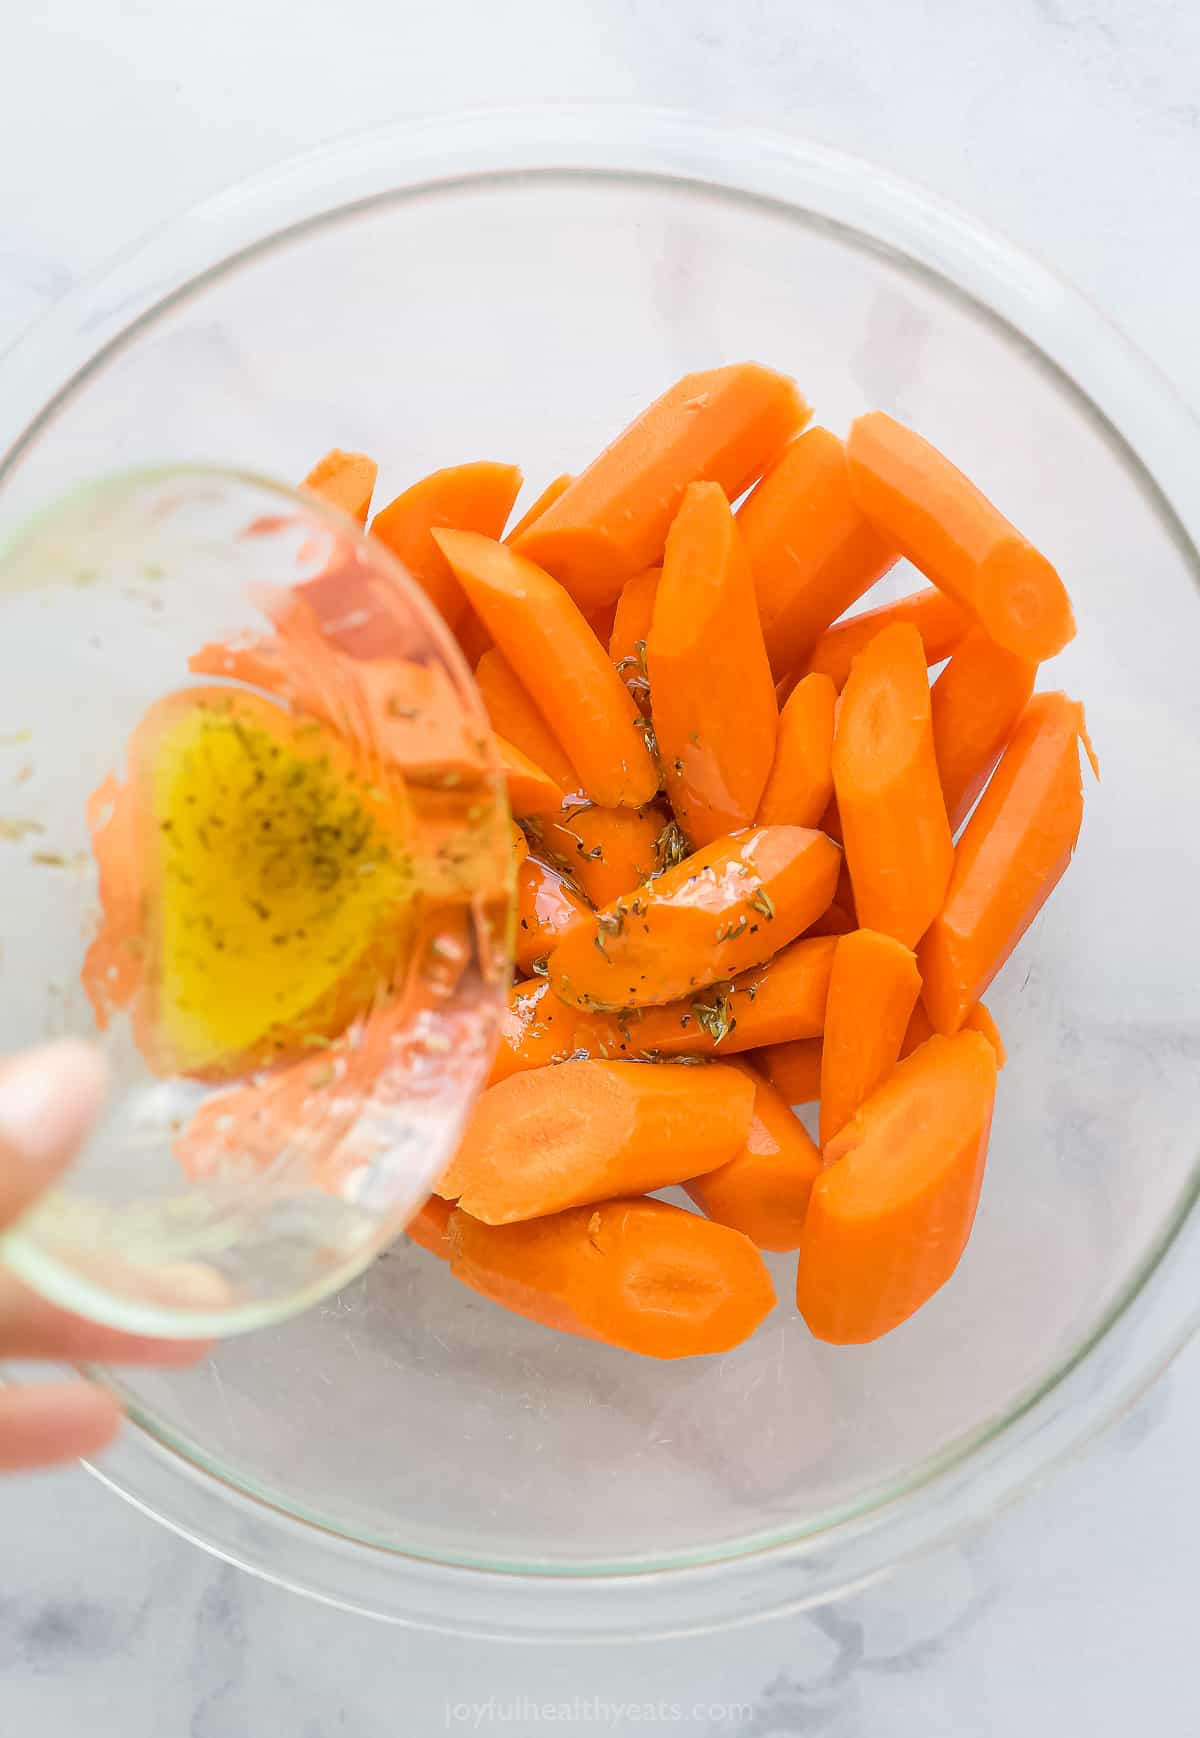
xmin=0 ymin=1040 xmax=210 ymax=1473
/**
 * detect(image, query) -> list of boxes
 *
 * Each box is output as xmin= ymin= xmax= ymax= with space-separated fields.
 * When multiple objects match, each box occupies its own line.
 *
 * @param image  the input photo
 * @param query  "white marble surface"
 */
xmin=2 ymin=0 xmax=1199 ymax=1731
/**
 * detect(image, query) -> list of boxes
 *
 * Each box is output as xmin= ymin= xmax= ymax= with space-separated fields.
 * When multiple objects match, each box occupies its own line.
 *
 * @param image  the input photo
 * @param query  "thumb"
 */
xmin=0 ymin=1041 xmax=109 ymax=1232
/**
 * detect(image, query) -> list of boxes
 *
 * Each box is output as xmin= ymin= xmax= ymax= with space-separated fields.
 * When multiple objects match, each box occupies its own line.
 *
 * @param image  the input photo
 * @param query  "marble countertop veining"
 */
xmin=2 ymin=1 xmax=1199 ymax=1732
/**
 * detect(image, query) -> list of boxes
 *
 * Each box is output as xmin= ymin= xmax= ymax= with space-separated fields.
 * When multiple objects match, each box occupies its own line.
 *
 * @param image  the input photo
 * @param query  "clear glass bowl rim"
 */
xmin=1 ymin=104 xmax=1197 ymax=1640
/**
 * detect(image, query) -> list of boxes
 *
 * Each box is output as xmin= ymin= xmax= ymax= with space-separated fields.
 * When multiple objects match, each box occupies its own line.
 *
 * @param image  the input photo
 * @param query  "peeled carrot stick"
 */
xmin=761 ymin=1036 xmax=823 ymax=1106
xmin=497 ymin=737 xmax=564 ymax=818
xmin=846 ymin=412 xmax=1075 ymax=662
xmin=491 ymin=935 xmax=838 ymax=1080
xmin=433 ymin=531 xmax=658 ymax=808
xmin=512 ymin=364 xmax=809 ymax=610
xmin=649 ymin=482 xmax=779 ymax=846
xmin=438 ymin=1059 xmax=755 ymax=1222
xmin=449 ymin=1196 xmax=776 ymax=1359
xmin=532 ymin=796 xmax=663 ymax=907
xmin=818 ymin=929 xmax=922 ymax=1146
xmin=806 ymin=587 xmax=970 ymax=691
xmin=505 ymin=473 xmax=573 ymax=544
xmin=370 ymin=461 xmax=523 ymax=632
xmin=407 ymin=1194 xmax=454 ymax=1260
xmin=832 ymin=623 xmax=953 ymax=947
xmin=797 ymin=1031 xmax=997 ymax=1343
xmin=609 ymin=567 xmax=660 ymax=714
xmin=930 ymin=627 xmax=1037 ymax=832
xmin=737 ymin=428 xmax=896 ymax=675
xmin=919 ymin=692 xmax=1093 ymax=1032
xmin=901 ymin=997 xmax=1007 ymax=1066
xmin=475 ymin=649 xmax=578 ymax=792
xmin=549 ymin=826 xmax=840 ymax=1011
xmin=685 ymin=1063 xmax=822 ymax=1251
xmin=514 ymin=857 xmax=592 ymax=974
xmin=303 ymin=450 xmax=378 ymax=525
xmin=757 ymin=673 xmax=837 ymax=829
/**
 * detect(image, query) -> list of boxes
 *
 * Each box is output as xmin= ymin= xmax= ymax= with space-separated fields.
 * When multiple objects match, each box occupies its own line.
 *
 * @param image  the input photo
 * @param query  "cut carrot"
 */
xmin=407 ymin=1194 xmax=454 ymax=1260
xmin=505 ymin=473 xmax=573 ymax=544
xmin=512 ymin=364 xmax=809 ymax=610
xmin=455 ymin=608 xmax=492 ymax=668
xmin=549 ymin=826 xmax=840 ymax=1011
xmin=370 ymin=461 xmax=523 ymax=632
xmin=761 ymin=1036 xmax=823 ymax=1107
xmin=919 ymin=692 xmax=1092 ymax=1032
xmin=930 ymin=627 xmax=1037 ymax=832
xmin=438 ymin=1059 xmax=755 ymax=1223
xmin=449 ymin=1196 xmax=776 ymax=1359
xmin=496 ymin=737 xmax=564 ymax=819
xmin=649 ymin=482 xmax=779 ymax=846
xmin=737 ymin=428 xmax=896 ymax=675
xmin=805 ymin=586 xmax=970 ymax=691
xmin=586 ymin=599 xmax=619 ymax=649
xmin=514 ymin=857 xmax=592 ymax=974
xmin=757 ymin=672 xmax=837 ymax=829
xmin=491 ymin=935 xmax=838 ymax=1080
xmin=303 ymin=450 xmax=378 ymax=525
xmin=797 ymin=1031 xmax=997 ymax=1342
xmin=818 ymin=929 xmax=922 ymax=1147
xmin=846 ymin=412 xmax=1075 ymax=662
xmin=609 ymin=567 xmax=660 ymax=714
xmin=900 ymin=997 xmax=1006 ymax=1066
xmin=804 ymin=902 xmax=855 ymax=939
xmin=685 ymin=1063 xmax=822 ymax=1251
xmin=832 ymin=622 xmax=953 ymax=947
xmin=474 ymin=648 xmax=578 ymax=792
xmin=531 ymin=796 xmax=663 ymax=908
xmin=433 ymin=531 xmax=658 ymax=808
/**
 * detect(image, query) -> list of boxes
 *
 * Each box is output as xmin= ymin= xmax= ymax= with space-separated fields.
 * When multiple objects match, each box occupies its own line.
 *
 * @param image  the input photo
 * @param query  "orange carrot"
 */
xmin=407 ymin=1194 xmax=454 ymax=1259
xmin=900 ymin=997 xmax=1006 ymax=1066
xmin=919 ymin=692 xmax=1093 ymax=1032
xmin=831 ymin=623 xmax=953 ymax=947
xmin=496 ymin=737 xmax=564 ymax=818
xmin=797 ymin=1031 xmax=997 ymax=1342
xmin=685 ymin=1063 xmax=821 ymax=1251
xmin=930 ymin=627 xmax=1037 ymax=832
xmin=549 ymin=826 xmax=840 ymax=1011
xmin=449 ymin=1196 xmax=776 ymax=1359
xmin=303 ymin=449 xmax=378 ymax=525
xmin=805 ymin=586 xmax=970 ymax=690
xmin=609 ymin=566 xmax=660 ymax=713
xmin=737 ymin=428 xmax=896 ymax=674
xmin=505 ymin=473 xmax=573 ymax=544
xmin=370 ymin=461 xmax=523 ymax=632
xmin=818 ymin=929 xmax=922 ymax=1146
xmin=433 ymin=531 xmax=658 ymax=808
xmin=760 ymin=1036 xmax=823 ymax=1106
xmin=438 ymin=1059 xmax=755 ymax=1222
xmin=455 ymin=608 xmax=492 ymax=668
xmin=532 ymin=795 xmax=663 ymax=907
xmin=757 ymin=672 xmax=837 ymax=829
xmin=804 ymin=902 xmax=855 ymax=939
xmin=649 ymin=482 xmax=779 ymax=845
xmin=491 ymin=935 xmax=838 ymax=1080
xmin=846 ymin=412 xmax=1075 ymax=662
xmin=512 ymin=364 xmax=809 ymax=610
xmin=514 ymin=857 xmax=592 ymax=974
xmin=474 ymin=648 xmax=578 ymax=792
xmin=511 ymin=823 xmax=529 ymax=869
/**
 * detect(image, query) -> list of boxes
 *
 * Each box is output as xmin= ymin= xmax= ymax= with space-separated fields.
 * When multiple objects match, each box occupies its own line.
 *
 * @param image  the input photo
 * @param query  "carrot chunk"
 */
xmin=685 ymin=1063 xmax=821 ymax=1251
xmin=832 ymin=622 xmax=953 ymax=947
xmin=433 ymin=531 xmax=658 ymax=808
xmin=818 ymin=929 xmax=922 ymax=1146
xmin=530 ymin=796 xmax=663 ymax=907
xmin=757 ymin=673 xmax=837 ymax=829
xmin=513 ymin=857 xmax=592 ymax=974
xmin=449 ymin=1196 xmax=776 ymax=1359
xmin=846 ymin=412 xmax=1075 ymax=662
xmin=737 ymin=428 xmax=896 ymax=674
xmin=505 ymin=473 xmax=573 ymax=544
xmin=609 ymin=567 xmax=660 ymax=714
xmin=474 ymin=648 xmax=578 ymax=793
xmin=919 ymin=692 xmax=1092 ymax=1032
xmin=512 ymin=364 xmax=808 ymax=610
xmin=406 ymin=1195 xmax=454 ymax=1260
xmin=303 ymin=449 xmax=378 ymax=525
xmin=496 ymin=737 xmax=564 ymax=818
xmin=806 ymin=587 xmax=971 ymax=690
xmin=930 ymin=628 xmax=1036 ymax=832
xmin=760 ymin=1036 xmax=823 ymax=1107
xmin=649 ymin=482 xmax=779 ymax=846
xmin=797 ymin=1031 xmax=997 ymax=1342
xmin=549 ymin=826 xmax=840 ymax=1011
xmin=439 ymin=1059 xmax=755 ymax=1223
xmin=369 ymin=461 xmax=523 ymax=632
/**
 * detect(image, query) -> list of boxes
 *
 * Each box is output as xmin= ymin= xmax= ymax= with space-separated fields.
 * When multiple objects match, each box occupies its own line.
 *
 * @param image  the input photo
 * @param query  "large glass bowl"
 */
xmin=1 ymin=109 xmax=1198 ymax=1639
